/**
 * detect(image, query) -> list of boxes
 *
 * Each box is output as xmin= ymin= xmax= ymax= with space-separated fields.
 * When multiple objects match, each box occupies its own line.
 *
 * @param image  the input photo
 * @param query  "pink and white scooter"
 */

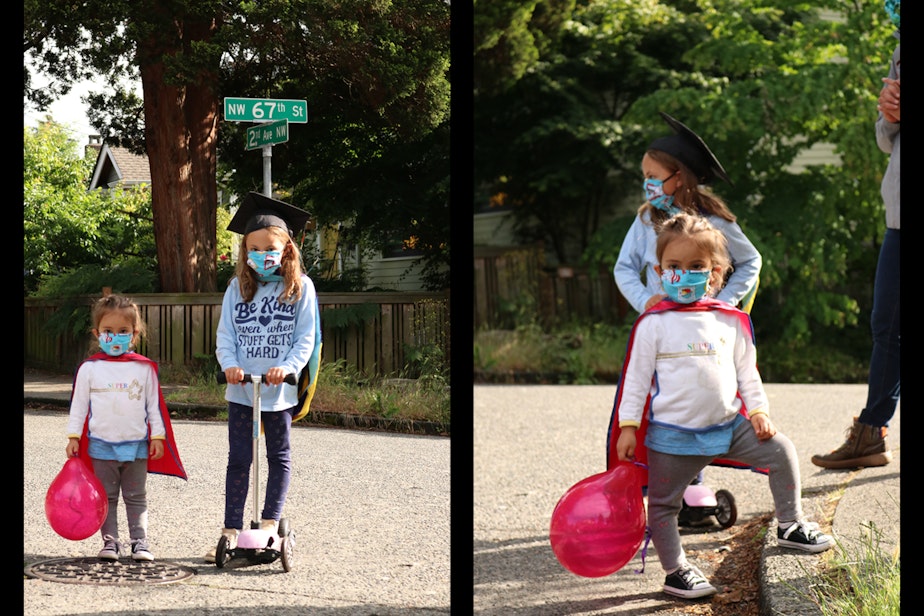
xmin=678 ymin=485 xmax=737 ymax=529
xmin=214 ymin=372 xmax=297 ymax=572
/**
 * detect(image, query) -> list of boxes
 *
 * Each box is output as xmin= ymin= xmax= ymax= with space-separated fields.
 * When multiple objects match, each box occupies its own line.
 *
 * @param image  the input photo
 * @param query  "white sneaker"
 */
xmin=204 ymin=528 xmax=239 ymax=563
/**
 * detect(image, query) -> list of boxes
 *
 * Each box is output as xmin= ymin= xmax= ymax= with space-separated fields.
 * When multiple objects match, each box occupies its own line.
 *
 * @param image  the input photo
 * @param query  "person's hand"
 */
xmin=149 ymin=439 xmax=165 ymax=460
xmin=264 ymin=366 xmax=286 ymax=386
xmin=616 ymin=427 xmax=638 ymax=461
xmin=225 ymin=366 xmax=244 ymax=385
xmin=65 ymin=438 xmax=79 ymax=458
xmin=750 ymin=413 xmax=777 ymax=441
xmin=878 ymin=77 xmax=900 ymax=123
xmin=644 ymin=294 xmax=667 ymax=311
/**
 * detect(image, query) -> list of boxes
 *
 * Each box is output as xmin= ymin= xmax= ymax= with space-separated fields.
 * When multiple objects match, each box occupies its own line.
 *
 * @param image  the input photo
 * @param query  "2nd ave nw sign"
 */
xmin=246 ymin=119 xmax=289 ymax=150
xmin=224 ymin=97 xmax=308 ymax=123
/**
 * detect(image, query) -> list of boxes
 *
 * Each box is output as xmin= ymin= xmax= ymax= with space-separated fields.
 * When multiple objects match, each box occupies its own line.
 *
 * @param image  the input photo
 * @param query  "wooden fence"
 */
xmin=24 ymin=292 xmax=450 ymax=377
xmin=474 ymin=245 xmax=630 ymax=329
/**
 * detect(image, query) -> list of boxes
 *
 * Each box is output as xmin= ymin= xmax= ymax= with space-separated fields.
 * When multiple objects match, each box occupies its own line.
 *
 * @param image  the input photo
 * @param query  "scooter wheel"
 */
xmin=280 ymin=533 xmax=294 ymax=572
xmin=715 ymin=489 xmax=737 ymax=528
xmin=215 ymin=534 xmax=229 ymax=568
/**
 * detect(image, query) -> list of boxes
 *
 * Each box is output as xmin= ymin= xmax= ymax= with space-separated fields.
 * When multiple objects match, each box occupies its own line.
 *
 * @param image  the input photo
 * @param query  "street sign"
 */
xmin=246 ymin=119 xmax=289 ymax=151
xmin=224 ymin=97 xmax=308 ymax=123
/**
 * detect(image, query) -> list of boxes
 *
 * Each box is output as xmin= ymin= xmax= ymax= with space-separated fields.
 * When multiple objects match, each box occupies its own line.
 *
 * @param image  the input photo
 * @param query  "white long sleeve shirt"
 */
xmin=66 ymin=359 xmax=166 ymax=444
xmin=616 ymin=305 xmax=769 ymax=450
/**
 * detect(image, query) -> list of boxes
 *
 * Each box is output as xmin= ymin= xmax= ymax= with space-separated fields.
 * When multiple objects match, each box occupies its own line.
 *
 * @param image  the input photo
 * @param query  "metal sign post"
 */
xmin=225 ymin=98 xmax=307 ymax=196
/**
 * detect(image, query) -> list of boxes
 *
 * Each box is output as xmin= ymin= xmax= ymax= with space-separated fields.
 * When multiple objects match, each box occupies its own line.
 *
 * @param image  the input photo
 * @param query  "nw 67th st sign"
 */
xmin=224 ymin=97 xmax=308 ymax=123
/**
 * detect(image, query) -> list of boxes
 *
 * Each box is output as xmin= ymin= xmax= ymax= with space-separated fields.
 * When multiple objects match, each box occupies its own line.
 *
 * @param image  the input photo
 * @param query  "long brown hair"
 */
xmin=639 ymin=149 xmax=737 ymax=229
xmin=234 ymin=226 xmax=306 ymax=303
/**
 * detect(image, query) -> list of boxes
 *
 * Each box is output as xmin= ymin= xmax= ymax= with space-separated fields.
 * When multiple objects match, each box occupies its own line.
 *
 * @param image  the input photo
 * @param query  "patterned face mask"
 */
xmin=98 ymin=332 xmax=133 ymax=356
xmin=660 ymin=269 xmax=711 ymax=304
xmin=643 ymin=174 xmax=680 ymax=216
xmin=247 ymin=250 xmax=284 ymax=281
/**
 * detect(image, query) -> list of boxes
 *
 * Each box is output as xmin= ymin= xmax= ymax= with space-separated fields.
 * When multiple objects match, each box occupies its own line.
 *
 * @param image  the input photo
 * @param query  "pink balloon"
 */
xmin=45 ymin=457 xmax=109 ymax=541
xmin=549 ymin=462 xmax=646 ymax=577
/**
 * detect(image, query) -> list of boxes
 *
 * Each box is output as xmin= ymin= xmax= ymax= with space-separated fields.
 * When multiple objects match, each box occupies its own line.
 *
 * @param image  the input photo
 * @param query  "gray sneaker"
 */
xmin=131 ymin=537 xmax=155 ymax=561
xmin=97 ymin=535 xmax=121 ymax=561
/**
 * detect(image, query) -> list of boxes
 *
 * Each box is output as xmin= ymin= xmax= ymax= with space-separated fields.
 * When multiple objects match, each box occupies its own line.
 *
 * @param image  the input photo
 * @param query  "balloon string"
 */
xmin=634 ymin=526 xmax=652 ymax=574
xmin=630 ymin=461 xmax=650 ymax=574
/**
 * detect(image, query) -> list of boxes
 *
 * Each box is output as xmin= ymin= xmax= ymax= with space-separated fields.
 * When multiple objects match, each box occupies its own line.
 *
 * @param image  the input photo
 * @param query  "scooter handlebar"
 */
xmin=217 ymin=373 xmax=298 ymax=385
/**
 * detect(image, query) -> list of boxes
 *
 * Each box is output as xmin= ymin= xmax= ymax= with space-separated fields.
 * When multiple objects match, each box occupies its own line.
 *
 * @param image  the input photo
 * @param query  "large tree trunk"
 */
xmin=137 ymin=13 xmax=219 ymax=293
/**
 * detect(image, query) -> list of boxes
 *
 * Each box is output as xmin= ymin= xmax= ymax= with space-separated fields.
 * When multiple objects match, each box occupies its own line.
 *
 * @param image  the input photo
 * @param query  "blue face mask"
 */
xmin=98 ymin=332 xmax=133 ymax=356
xmin=247 ymin=250 xmax=284 ymax=281
xmin=660 ymin=269 xmax=711 ymax=304
xmin=643 ymin=176 xmax=680 ymax=216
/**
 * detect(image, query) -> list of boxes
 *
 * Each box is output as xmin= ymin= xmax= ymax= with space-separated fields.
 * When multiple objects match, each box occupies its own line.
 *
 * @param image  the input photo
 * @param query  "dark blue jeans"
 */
xmin=858 ymin=228 xmax=900 ymax=428
xmin=224 ymin=402 xmax=295 ymax=529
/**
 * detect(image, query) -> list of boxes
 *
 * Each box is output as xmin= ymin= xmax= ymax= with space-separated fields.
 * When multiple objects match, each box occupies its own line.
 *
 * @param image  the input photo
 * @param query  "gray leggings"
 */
xmin=647 ymin=420 xmax=802 ymax=572
xmin=91 ymin=458 xmax=149 ymax=541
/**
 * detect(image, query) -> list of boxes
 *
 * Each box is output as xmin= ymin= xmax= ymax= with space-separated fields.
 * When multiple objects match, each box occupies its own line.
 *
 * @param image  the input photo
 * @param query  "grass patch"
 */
xmin=473 ymin=319 xmax=868 ymax=384
xmin=805 ymin=521 xmax=900 ymax=616
xmin=474 ymin=321 xmax=631 ymax=383
xmin=159 ymin=357 xmax=450 ymax=426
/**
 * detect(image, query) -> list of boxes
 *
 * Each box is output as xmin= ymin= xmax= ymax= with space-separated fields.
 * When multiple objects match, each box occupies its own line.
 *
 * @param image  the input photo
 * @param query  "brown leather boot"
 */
xmin=811 ymin=417 xmax=892 ymax=469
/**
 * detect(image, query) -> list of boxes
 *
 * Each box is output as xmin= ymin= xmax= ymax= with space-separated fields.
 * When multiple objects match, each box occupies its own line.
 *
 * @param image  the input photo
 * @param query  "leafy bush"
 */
xmin=30 ymin=260 xmax=159 ymax=338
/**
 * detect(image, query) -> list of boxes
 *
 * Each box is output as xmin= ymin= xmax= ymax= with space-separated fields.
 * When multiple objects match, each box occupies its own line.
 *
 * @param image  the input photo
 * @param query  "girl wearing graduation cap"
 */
xmin=614 ymin=112 xmax=762 ymax=315
xmin=205 ymin=192 xmax=319 ymax=563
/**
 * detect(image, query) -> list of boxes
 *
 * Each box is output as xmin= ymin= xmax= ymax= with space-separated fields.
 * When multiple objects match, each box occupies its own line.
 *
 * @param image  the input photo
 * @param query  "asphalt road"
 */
xmin=24 ymin=409 xmax=451 ymax=615
xmin=473 ymin=383 xmax=900 ymax=615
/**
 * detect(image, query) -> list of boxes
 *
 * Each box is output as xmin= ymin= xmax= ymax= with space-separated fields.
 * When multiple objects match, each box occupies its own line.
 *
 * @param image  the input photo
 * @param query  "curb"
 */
xmin=24 ymin=396 xmax=450 ymax=437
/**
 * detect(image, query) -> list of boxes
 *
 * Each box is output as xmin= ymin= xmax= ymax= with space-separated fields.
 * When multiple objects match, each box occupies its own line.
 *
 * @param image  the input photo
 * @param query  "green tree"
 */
xmin=24 ymin=120 xmax=156 ymax=295
xmin=24 ymin=0 xmax=450 ymax=293
xmin=475 ymin=0 xmax=894 ymax=351
xmin=216 ymin=1 xmax=451 ymax=290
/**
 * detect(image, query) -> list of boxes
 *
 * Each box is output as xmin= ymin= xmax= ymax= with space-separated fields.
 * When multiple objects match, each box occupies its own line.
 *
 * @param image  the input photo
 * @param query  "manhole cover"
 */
xmin=24 ymin=558 xmax=197 ymax=585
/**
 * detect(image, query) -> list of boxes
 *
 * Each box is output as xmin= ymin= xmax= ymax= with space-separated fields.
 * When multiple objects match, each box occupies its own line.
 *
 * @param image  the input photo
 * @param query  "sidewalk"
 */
xmin=474 ymin=384 xmax=899 ymax=616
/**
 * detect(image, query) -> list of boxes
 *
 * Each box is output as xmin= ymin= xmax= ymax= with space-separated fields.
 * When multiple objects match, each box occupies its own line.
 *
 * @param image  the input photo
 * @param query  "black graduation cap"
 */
xmin=647 ymin=112 xmax=732 ymax=186
xmin=227 ymin=192 xmax=313 ymax=236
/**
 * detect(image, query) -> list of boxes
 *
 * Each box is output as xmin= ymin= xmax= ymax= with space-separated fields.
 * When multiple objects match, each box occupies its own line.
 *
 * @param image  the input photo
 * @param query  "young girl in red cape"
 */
xmin=606 ymin=214 xmax=832 ymax=600
xmin=65 ymin=294 xmax=186 ymax=562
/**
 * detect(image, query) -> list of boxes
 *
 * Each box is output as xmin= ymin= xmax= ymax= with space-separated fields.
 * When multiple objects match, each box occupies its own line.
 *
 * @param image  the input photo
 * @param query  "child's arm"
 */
xmin=615 ymin=426 xmax=638 ymax=461
xmin=65 ymin=437 xmax=79 ymax=458
xmin=149 ymin=438 xmax=165 ymax=460
xmin=712 ymin=218 xmax=761 ymax=307
xmin=748 ymin=412 xmax=776 ymax=441
xmin=614 ymin=216 xmax=655 ymax=314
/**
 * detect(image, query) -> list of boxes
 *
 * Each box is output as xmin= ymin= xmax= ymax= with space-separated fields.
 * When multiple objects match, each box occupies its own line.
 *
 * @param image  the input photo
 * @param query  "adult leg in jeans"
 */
xmin=812 ymin=229 xmax=899 ymax=468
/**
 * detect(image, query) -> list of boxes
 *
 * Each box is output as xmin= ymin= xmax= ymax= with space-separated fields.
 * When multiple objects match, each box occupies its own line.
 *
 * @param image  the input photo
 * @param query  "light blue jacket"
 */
xmin=216 ymin=275 xmax=318 ymax=411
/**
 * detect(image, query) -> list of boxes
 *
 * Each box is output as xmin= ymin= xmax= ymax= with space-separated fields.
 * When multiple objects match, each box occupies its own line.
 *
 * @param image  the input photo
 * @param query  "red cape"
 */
xmin=74 ymin=352 xmax=187 ymax=481
xmin=606 ymin=298 xmax=768 ymax=487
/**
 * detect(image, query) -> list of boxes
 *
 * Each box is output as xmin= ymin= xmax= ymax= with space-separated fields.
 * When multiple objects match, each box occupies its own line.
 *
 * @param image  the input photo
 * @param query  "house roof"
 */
xmin=88 ymin=143 xmax=152 ymax=190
